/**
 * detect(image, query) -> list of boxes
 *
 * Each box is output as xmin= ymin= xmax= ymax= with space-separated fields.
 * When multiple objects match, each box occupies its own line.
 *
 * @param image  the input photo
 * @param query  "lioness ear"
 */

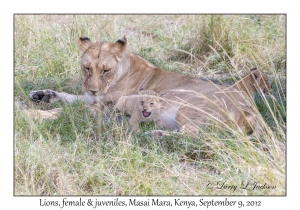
xmin=114 ymin=36 xmax=127 ymax=53
xmin=78 ymin=36 xmax=92 ymax=51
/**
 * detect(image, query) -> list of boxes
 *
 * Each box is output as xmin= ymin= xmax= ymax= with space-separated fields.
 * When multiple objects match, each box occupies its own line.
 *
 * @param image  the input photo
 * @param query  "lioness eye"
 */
xmin=85 ymin=67 xmax=90 ymax=72
xmin=103 ymin=69 xmax=111 ymax=74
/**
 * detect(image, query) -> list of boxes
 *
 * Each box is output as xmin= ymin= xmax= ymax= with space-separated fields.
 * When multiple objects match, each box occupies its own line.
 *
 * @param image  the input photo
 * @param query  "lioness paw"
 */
xmin=29 ymin=90 xmax=58 ymax=103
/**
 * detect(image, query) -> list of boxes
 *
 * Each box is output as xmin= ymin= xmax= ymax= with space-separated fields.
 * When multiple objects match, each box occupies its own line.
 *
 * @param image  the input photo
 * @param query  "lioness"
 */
xmin=175 ymin=68 xmax=272 ymax=136
xmin=115 ymin=89 xmax=163 ymax=132
xmin=29 ymin=36 xmax=271 ymax=137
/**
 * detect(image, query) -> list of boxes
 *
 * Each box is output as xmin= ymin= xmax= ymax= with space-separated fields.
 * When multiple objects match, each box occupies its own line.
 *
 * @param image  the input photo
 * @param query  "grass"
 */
xmin=14 ymin=14 xmax=286 ymax=195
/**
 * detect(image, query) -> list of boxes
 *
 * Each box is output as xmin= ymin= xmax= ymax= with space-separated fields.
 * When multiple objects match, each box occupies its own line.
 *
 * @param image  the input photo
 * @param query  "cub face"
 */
xmin=139 ymin=95 xmax=161 ymax=118
xmin=137 ymin=89 xmax=162 ymax=118
xmin=78 ymin=36 xmax=127 ymax=96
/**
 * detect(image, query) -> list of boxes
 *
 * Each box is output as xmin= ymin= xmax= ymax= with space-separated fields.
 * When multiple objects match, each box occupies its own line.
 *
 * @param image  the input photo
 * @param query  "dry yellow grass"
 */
xmin=14 ymin=14 xmax=286 ymax=195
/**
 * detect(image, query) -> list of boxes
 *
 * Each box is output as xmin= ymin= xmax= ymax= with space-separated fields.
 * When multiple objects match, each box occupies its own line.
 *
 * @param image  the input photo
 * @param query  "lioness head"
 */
xmin=250 ymin=68 xmax=272 ymax=93
xmin=138 ymin=89 xmax=162 ymax=118
xmin=78 ymin=36 xmax=127 ymax=96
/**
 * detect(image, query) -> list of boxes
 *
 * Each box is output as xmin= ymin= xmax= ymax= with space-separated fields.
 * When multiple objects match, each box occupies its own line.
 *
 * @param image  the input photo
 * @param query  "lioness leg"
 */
xmin=29 ymin=89 xmax=86 ymax=104
xmin=176 ymin=107 xmax=201 ymax=138
xmin=245 ymin=112 xmax=264 ymax=137
xmin=145 ymin=107 xmax=201 ymax=138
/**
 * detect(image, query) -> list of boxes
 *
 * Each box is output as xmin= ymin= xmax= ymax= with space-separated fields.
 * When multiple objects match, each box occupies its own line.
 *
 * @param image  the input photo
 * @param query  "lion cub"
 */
xmin=115 ymin=89 xmax=163 ymax=132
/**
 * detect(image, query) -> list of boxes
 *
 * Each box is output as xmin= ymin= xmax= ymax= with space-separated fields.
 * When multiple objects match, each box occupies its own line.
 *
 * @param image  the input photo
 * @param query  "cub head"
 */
xmin=137 ymin=89 xmax=162 ymax=118
xmin=249 ymin=68 xmax=272 ymax=93
xmin=78 ymin=36 xmax=127 ymax=96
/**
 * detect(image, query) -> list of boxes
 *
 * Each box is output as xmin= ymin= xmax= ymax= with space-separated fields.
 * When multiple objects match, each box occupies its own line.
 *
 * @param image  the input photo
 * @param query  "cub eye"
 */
xmin=150 ymin=102 xmax=154 ymax=106
xmin=103 ymin=69 xmax=111 ymax=74
xmin=140 ymin=101 xmax=144 ymax=105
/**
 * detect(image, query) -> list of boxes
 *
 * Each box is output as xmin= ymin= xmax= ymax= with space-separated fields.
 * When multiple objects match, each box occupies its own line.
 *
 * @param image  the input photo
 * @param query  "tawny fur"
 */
xmin=175 ymin=70 xmax=272 ymax=137
xmin=115 ymin=90 xmax=163 ymax=132
xmin=29 ymin=37 xmax=272 ymax=137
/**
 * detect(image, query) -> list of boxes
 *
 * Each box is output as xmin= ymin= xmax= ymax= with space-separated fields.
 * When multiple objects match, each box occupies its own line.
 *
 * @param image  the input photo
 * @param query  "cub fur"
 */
xmin=115 ymin=89 xmax=163 ymax=132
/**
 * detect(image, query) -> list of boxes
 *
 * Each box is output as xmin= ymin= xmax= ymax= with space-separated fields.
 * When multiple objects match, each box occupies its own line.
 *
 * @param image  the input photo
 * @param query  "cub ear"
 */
xmin=78 ymin=36 xmax=92 ymax=51
xmin=159 ymin=94 xmax=165 ymax=103
xmin=114 ymin=36 xmax=127 ymax=53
